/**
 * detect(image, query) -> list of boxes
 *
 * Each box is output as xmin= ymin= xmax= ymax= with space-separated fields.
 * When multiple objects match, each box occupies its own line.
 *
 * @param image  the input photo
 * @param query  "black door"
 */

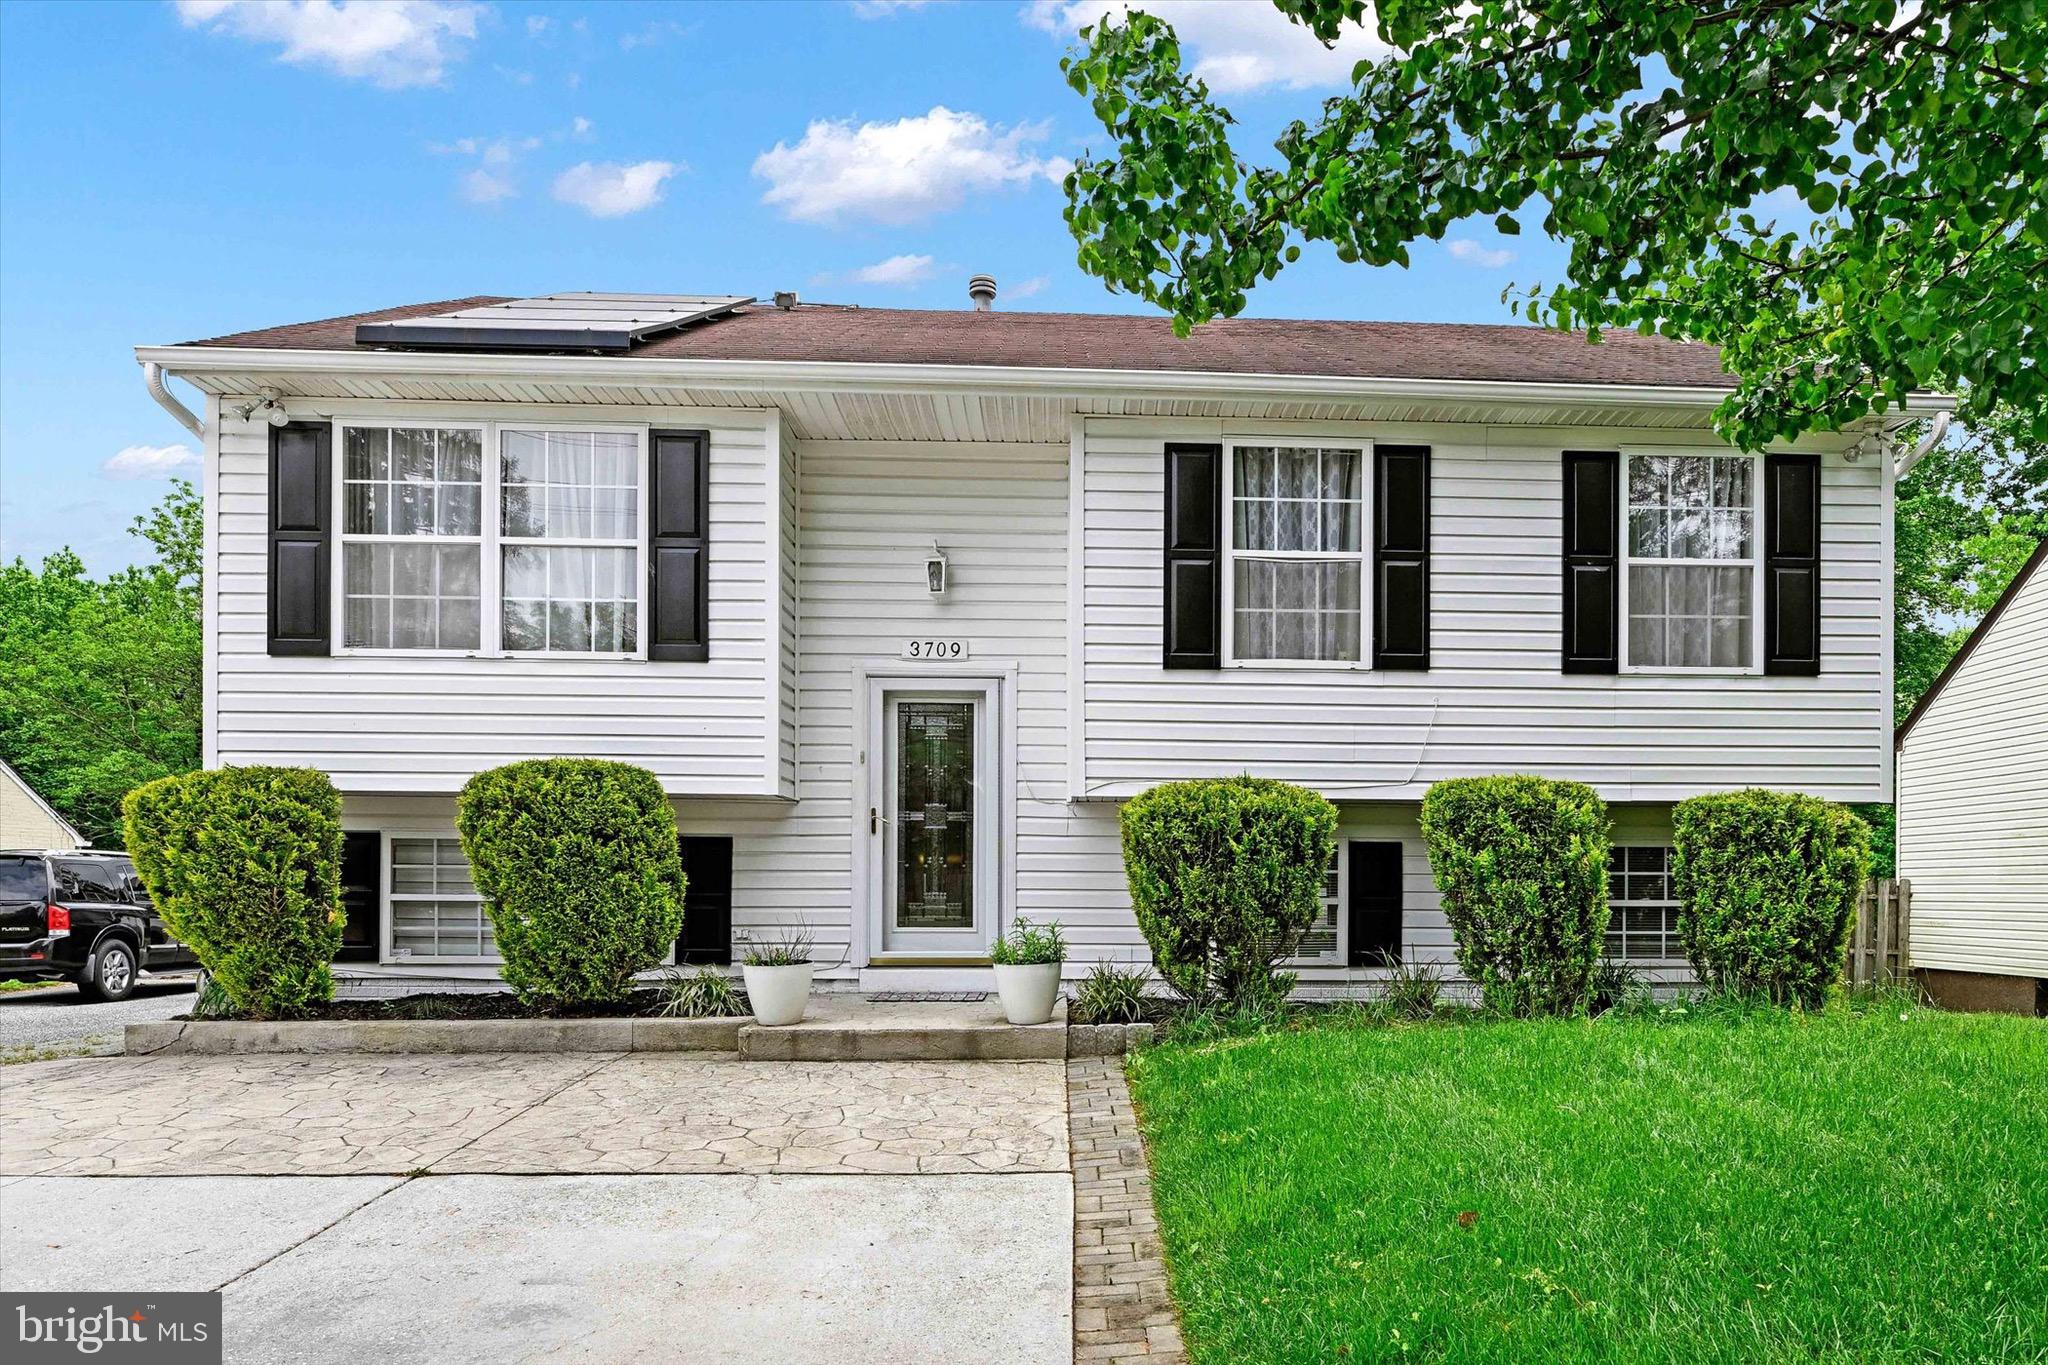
xmin=676 ymin=836 xmax=734 ymax=965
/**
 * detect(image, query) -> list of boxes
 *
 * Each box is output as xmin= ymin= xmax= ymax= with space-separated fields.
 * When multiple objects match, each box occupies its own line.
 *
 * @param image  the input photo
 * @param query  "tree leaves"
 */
xmin=1059 ymin=0 xmax=2047 ymax=447
xmin=0 ymin=482 xmax=202 ymax=845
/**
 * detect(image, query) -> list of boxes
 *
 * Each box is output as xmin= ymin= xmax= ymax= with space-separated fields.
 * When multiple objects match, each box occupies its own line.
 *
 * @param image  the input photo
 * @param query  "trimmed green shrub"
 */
xmin=456 ymin=759 xmax=685 ymax=1007
xmin=1119 ymin=776 xmax=1338 ymax=1006
xmin=122 ymin=766 xmax=344 ymax=1018
xmin=1673 ymin=789 xmax=1871 ymax=1007
xmin=1419 ymin=775 xmax=1609 ymax=1017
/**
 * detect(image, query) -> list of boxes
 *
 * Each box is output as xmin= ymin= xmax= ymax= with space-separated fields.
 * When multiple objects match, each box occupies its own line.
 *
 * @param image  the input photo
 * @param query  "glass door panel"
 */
xmin=881 ymin=692 xmax=990 ymax=955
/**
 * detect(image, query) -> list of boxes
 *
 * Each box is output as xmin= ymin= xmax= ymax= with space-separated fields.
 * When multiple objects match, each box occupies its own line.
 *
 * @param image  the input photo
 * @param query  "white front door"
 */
xmin=871 ymin=685 xmax=998 ymax=958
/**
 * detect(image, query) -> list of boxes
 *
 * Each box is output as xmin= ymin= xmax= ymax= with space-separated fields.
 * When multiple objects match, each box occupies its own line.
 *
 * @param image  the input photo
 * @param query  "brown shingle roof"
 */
xmin=182 ymin=295 xmax=1735 ymax=389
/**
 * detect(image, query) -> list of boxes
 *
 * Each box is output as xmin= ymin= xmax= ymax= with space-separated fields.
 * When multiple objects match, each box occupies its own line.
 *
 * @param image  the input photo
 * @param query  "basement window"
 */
xmin=1606 ymin=845 xmax=1683 ymax=962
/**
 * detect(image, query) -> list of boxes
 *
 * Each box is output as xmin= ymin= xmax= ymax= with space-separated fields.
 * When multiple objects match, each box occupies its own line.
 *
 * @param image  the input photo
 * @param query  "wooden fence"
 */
xmin=1846 ymin=878 xmax=1912 ymax=987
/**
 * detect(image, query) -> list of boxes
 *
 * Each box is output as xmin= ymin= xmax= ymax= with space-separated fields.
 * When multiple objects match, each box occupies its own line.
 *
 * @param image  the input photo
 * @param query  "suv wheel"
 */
xmin=76 ymin=940 xmax=137 ymax=1003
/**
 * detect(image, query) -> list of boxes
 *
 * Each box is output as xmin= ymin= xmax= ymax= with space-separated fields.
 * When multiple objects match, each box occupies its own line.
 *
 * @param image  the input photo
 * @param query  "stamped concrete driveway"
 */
xmin=0 ymin=1052 xmax=1073 ymax=1364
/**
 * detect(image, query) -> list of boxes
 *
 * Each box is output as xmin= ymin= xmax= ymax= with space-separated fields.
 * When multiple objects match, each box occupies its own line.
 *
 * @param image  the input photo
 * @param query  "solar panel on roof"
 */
xmin=354 ymin=293 xmax=753 ymax=352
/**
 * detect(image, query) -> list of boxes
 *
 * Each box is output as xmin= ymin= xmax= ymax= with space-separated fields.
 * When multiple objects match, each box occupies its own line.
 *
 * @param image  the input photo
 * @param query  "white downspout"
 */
xmin=1895 ymin=410 xmax=1949 ymax=481
xmin=142 ymin=361 xmax=205 ymax=440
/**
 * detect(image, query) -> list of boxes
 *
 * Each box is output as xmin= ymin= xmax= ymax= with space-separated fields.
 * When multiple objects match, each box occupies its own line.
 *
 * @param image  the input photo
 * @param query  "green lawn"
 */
xmin=1129 ymin=1005 xmax=2048 ymax=1363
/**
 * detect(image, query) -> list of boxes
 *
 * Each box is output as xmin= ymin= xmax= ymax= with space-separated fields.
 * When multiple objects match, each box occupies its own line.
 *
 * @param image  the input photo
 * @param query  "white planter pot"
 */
xmin=742 ymin=962 xmax=815 ymax=1026
xmin=992 ymin=961 xmax=1063 ymax=1025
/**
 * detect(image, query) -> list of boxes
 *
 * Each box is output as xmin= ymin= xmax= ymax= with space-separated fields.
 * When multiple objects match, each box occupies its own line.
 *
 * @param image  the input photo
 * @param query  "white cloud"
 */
xmin=102 ymin=443 xmax=200 ymax=481
xmin=1023 ymin=0 xmax=1384 ymax=95
xmin=851 ymin=0 xmax=940 ymax=16
xmin=848 ymin=254 xmax=938 ymax=286
xmin=754 ymin=106 xmax=1071 ymax=226
xmin=1007 ymin=274 xmax=1051 ymax=298
xmin=174 ymin=0 xmax=482 ymax=89
xmin=1446 ymin=239 xmax=1515 ymax=268
xmin=552 ymin=160 xmax=680 ymax=217
xmin=525 ymin=14 xmax=551 ymax=35
xmin=461 ymin=167 xmax=516 ymax=204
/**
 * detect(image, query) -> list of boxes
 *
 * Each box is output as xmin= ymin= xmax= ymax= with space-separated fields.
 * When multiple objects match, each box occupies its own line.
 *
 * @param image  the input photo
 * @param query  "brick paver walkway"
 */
xmin=1068 ymin=1056 xmax=1187 ymax=1364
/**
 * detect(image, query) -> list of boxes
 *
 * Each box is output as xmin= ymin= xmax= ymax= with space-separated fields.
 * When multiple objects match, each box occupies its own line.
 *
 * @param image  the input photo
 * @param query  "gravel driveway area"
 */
xmin=0 ymin=977 xmax=195 ymax=1060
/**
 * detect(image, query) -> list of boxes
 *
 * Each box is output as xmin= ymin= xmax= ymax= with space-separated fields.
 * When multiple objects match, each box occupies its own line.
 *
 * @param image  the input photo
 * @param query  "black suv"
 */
xmin=0 ymin=850 xmax=198 ymax=1001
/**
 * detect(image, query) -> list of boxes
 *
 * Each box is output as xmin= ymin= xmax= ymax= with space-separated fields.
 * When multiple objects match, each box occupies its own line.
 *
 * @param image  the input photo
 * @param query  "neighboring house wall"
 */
xmin=0 ymin=763 xmax=84 ymax=850
xmin=209 ymin=405 xmax=789 ymax=795
xmin=1897 ymin=552 xmax=2048 ymax=981
xmin=1077 ymin=420 xmax=1890 ymax=803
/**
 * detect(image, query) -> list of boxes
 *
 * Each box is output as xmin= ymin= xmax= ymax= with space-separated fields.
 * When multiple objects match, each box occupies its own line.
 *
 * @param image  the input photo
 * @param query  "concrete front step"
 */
xmin=738 ymin=997 xmax=1067 ymax=1061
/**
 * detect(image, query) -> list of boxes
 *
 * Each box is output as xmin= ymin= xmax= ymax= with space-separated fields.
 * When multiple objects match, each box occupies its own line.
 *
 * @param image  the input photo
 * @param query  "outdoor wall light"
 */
xmin=925 ymin=542 xmax=949 ymax=596
xmin=234 ymin=388 xmax=291 ymax=427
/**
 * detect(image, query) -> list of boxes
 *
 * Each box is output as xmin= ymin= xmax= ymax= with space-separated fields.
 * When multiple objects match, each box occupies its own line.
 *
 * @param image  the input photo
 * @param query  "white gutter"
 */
xmin=142 ymin=360 xmax=206 ymax=440
xmin=134 ymin=342 xmax=1959 ymax=420
xmin=137 ymin=343 xmax=1758 ymax=411
xmin=1895 ymin=410 xmax=1950 ymax=480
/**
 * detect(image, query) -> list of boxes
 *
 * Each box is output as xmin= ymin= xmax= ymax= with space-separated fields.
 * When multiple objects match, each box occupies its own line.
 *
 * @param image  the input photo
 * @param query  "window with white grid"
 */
xmin=340 ymin=427 xmax=483 ymax=650
xmin=387 ymin=837 xmax=494 ymax=962
xmin=1227 ymin=444 xmax=1367 ymax=664
xmin=500 ymin=429 xmax=640 ymax=654
xmin=1606 ymin=845 xmax=1683 ymax=962
xmin=1623 ymin=453 xmax=1760 ymax=671
xmin=1268 ymin=846 xmax=1344 ymax=966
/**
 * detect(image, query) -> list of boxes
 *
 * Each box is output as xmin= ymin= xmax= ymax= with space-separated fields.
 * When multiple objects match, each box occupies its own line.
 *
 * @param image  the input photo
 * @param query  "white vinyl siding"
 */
xmin=1896 ymin=556 xmax=2048 ymax=978
xmin=211 ymin=404 xmax=779 ymax=794
xmin=1079 ymin=421 xmax=1888 ymax=803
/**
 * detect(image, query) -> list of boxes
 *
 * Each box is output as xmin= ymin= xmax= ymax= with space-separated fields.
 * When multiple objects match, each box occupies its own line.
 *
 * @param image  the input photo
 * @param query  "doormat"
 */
xmin=863 ymin=991 xmax=989 ymax=1003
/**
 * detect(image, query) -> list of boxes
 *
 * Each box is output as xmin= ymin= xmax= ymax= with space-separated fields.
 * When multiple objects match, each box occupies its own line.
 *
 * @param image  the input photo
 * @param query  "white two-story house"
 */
xmin=136 ymin=286 xmax=1942 ymax=994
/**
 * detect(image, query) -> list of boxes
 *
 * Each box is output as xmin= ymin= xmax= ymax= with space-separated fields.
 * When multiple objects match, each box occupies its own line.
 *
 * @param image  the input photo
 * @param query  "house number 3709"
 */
xmin=902 ymin=639 xmax=968 ymax=660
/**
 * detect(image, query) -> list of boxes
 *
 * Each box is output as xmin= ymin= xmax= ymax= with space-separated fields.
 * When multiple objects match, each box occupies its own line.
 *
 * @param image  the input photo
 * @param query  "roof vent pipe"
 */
xmin=967 ymin=274 xmax=997 ymax=311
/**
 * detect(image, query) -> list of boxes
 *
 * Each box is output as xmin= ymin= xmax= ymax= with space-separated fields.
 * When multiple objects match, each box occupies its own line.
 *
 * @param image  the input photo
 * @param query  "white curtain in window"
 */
xmin=1626 ymin=455 xmax=1753 ymax=668
xmin=1231 ymin=446 xmax=1364 ymax=662
xmin=341 ymin=428 xmax=484 ymax=650
xmin=499 ymin=430 xmax=639 ymax=654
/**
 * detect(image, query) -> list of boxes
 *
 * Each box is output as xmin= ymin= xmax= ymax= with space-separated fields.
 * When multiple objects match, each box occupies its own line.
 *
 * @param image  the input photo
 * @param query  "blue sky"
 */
xmin=0 ymin=0 xmax=1552 ymax=573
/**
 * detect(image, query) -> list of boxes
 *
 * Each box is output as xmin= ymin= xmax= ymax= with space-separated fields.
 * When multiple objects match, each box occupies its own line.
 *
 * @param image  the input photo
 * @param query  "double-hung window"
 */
xmin=1622 ymin=452 xmax=1762 ymax=672
xmin=337 ymin=422 xmax=645 ymax=657
xmin=387 ymin=836 xmax=492 ymax=962
xmin=1606 ymin=845 xmax=1683 ymax=962
xmin=341 ymin=426 xmax=484 ymax=651
xmin=1225 ymin=443 xmax=1368 ymax=664
xmin=500 ymin=429 xmax=640 ymax=654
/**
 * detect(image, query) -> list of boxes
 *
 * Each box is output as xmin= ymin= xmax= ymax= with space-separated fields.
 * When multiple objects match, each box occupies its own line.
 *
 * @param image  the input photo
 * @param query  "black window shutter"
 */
xmin=676 ymin=835 xmax=734 ymax=965
xmin=1765 ymin=454 xmax=1822 ymax=675
xmin=1348 ymin=840 xmax=1403 ymax=966
xmin=337 ymin=832 xmax=381 ymax=964
xmin=1162 ymin=443 xmax=1222 ymax=668
xmin=1561 ymin=450 xmax=1620 ymax=674
xmin=268 ymin=421 xmax=331 ymax=656
xmin=1373 ymin=445 xmax=1431 ymax=669
xmin=648 ymin=429 xmax=710 ymax=662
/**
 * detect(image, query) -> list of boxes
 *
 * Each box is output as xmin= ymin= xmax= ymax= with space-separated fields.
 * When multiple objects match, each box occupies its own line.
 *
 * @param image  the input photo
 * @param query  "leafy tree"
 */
xmin=0 ymin=482 xmax=203 ymax=845
xmin=1894 ymin=408 xmax=2047 ymax=720
xmin=1061 ymin=1 xmax=2046 ymax=447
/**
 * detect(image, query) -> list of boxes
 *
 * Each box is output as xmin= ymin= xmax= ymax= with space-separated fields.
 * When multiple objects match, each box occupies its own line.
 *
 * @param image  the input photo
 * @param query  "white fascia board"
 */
xmin=133 ymin=343 xmax=1959 ymax=416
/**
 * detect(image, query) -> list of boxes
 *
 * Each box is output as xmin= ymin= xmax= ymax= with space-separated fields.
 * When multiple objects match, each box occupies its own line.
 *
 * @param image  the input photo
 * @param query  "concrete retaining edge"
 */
xmin=124 ymin=1018 xmax=741 ymax=1056
xmin=125 ymin=1017 xmax=1156 ymax=1058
